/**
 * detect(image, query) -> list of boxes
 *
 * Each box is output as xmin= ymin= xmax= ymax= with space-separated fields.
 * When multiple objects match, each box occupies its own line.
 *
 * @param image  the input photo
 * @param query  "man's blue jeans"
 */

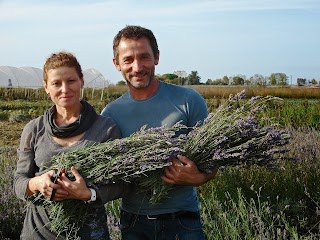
xmin=120 ymin=210 xmax=206 ymax=240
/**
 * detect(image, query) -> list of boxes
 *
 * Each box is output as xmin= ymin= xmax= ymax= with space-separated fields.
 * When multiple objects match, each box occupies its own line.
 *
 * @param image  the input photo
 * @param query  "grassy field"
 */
xmin=0 ymin=86 xmax=319 ymax=239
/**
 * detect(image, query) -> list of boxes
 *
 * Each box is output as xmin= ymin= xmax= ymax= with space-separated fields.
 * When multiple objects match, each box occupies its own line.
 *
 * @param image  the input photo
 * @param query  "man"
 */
xmin=101 ymin=25 xmax=217 ymax=240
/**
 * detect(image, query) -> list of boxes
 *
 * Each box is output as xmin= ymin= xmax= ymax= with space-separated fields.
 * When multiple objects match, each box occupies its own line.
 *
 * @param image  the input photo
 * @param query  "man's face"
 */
xmin=113 ymin=37 xmax=159 ymax=89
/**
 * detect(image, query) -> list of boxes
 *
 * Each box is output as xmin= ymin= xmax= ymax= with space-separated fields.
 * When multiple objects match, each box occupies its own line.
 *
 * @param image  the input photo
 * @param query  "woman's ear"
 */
xmin=43 ymin=81 xmax=49 ymax=94
xmin=81 ymin=78 xmax=84 ymax=88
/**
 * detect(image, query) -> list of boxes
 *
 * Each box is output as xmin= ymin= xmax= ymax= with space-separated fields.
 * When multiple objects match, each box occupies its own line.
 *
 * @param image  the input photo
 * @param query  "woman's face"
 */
xmin=44 ymin=66 xmax=84 ymax=110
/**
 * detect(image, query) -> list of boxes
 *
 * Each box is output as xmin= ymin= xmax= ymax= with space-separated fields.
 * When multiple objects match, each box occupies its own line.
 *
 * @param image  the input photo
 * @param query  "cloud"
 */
xmin=1 ymin=0 xmax=319 ymax=23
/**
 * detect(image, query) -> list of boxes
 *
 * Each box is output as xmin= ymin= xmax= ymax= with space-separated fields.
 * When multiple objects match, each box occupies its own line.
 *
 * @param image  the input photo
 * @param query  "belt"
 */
xmin=123 ymin=210 xmax=199 ymax=220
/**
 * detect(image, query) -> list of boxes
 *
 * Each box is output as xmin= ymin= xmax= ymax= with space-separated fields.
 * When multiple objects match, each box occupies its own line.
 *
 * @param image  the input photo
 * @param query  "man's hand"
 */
xmin=161 ymin=155 xmax=218 ymax=186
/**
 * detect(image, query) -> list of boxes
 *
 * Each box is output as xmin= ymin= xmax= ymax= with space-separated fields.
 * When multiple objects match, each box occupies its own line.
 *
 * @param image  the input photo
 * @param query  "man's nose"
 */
xmin=132 ymin=60 xmax=143 ymax=72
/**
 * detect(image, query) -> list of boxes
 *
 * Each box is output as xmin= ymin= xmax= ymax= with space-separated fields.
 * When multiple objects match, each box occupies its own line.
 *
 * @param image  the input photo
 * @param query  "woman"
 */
xmin=14 ymin=51 xmax=127 ymax=239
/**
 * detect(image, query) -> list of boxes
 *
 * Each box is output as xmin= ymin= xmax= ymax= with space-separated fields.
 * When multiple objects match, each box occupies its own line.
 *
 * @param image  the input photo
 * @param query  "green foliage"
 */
xmin=250 ymin=74 xmax=268 ymax=86
xmin=199 ymin=187 xmax=299 ymax=240
xmin=157 ymin=73 xmax=187 ymax=85
xmin=231 ymin=76 xmax=245 ymax=85
xmin=198 ymin=126 xmax=320 ymax=239
xmin=161 ymin=73 xmax=178 ymax=80
xmin=116 ymin=80 xmax=126 ymax=86
xmin=261 ymin=99 xmax=320 ymax=129
xmin=206 ymin=78 xmax=229 ymax=85
xmin=1 ymin=87 xmax=320 ymax=239
xmin=310 ymin=79 xmax=318 ymax=85
xmin=269 ymin=73 xmax=288 ymax=85
xmin=297 ymin=78 xmax=307 ymax=86
xmin=187 ymin=70 xmax=201 ymax=85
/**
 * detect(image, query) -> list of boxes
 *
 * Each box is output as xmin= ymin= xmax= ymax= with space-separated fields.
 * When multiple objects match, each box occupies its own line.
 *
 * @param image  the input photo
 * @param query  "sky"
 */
xmin=0 ymin=0 xmax=319 ymax=85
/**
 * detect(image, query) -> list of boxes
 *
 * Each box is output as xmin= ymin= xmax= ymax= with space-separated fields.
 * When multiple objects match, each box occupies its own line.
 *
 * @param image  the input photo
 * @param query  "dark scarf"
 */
xmin=44 ymin=99 xmax=98 ymax=138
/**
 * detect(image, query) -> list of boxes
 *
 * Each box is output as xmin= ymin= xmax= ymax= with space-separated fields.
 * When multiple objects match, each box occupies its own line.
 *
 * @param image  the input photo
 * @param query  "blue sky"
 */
xmin=0 ymin=0 xmax=319 ymax=84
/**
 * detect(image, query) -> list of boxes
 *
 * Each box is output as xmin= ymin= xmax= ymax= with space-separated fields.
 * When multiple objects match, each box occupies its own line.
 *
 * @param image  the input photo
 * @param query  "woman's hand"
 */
xmin=27 ymin=170 xmax=68 ymax=200
xmin=56 ymin=166 xmax=91 ymax=202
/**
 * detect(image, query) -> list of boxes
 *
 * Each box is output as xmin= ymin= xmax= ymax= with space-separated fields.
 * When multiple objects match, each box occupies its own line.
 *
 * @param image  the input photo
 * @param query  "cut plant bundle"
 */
xmin=41 ymin=90 xmax=291 ymax=238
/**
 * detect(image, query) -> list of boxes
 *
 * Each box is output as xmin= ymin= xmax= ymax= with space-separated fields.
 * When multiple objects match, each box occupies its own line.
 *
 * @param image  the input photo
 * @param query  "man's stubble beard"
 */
xmin=124 ymin=70 xmax=155 ymax=90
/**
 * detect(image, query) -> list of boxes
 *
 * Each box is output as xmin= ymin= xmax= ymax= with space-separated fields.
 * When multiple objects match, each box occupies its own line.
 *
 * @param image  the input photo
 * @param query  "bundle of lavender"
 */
xmin=43 ymin=90 xmax=290 ymax=238
xmin=39 ymin=123 xmax=186 ymax=238
xmin=51 ymin=123 xmax=185 ymax=183
xmin=139 ymin=91 xmax=290 ymax=202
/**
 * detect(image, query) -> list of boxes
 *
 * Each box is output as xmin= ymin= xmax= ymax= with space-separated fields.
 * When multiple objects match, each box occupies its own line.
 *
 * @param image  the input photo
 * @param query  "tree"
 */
xmin=222 ymin=75 xmax=229 ymax=85
xmin=158 ymin=73 xmax=181 ymax=85
xmin=206 ymin=78 xmax=225 ymax=85
xmin=187 ymin=71 xmax=201 ymax=85
xmin=250 ymin=74 xmax=267 ymax=86
xmin=173 ymin=70 xmax=187 ymax=85
xmin=116 ymin=80 xmax=126 ymax=86
xmin=173 ymin=70 xmax=187 ymax=79
xmin=156 ymin=74 xmax=165 ymax=82
xmin=206 ymin=79 xmax=214 ymax=85
xmin=231 ymin=75 xmax=245 ymax=85
xmin=269 ymin=73 xmax=288 ymax=85
xmin=310 ymin=78 xmax=318 ymax=85
xmin=162 ymin=73 xmax=178 ymax=80
xmin=269 ymin=74 xmax=277 ymax=85
xmin=297 ymin=78 xmax=306 ymax=86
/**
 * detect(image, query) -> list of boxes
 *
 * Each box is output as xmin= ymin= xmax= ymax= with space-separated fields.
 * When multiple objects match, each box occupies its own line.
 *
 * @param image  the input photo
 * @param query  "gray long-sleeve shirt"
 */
xmin=14 ymin=114 xmax=130 ymax=240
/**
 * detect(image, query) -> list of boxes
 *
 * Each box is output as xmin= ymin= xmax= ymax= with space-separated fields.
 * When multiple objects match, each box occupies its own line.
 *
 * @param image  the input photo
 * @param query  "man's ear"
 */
xmin=113 ymin=58 xmax=121 ymax=71
xmin=154 ymin=51 xmax=160 ymax=66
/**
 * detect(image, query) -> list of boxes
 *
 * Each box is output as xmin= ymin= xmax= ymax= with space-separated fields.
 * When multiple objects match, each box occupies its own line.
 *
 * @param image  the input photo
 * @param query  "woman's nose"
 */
xmin=61 ymin=82 xmax=69 ymax=92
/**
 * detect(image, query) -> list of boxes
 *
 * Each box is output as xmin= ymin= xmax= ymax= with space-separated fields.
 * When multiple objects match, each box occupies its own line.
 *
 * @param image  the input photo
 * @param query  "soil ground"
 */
xmin=0 ymin=120 xmax=25 ymax=147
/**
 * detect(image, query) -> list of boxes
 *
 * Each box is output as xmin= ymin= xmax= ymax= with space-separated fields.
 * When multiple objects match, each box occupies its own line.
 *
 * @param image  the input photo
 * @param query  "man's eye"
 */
xmin=124 ymin=59 xmax=133 ymax=64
